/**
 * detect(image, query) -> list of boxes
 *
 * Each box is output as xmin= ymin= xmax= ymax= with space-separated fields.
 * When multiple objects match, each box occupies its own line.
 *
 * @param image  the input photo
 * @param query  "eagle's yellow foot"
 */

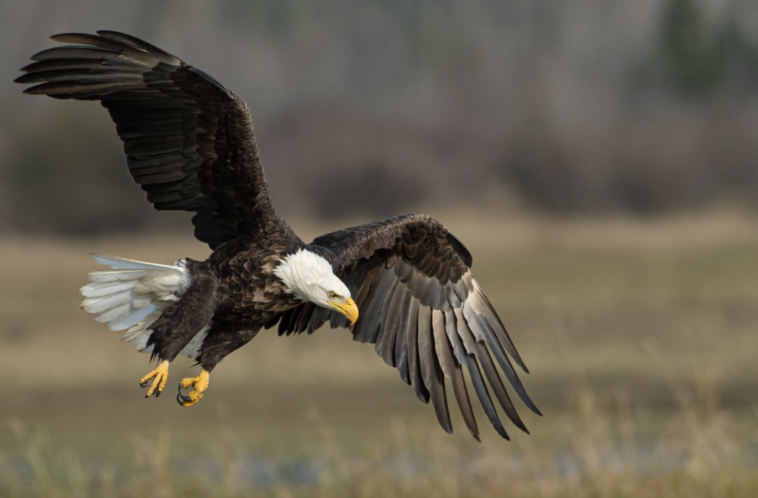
xmin=140 ymin=360 xmax=170 ymax=398
xmin=176 ymin=370 xmax=210 ymax=407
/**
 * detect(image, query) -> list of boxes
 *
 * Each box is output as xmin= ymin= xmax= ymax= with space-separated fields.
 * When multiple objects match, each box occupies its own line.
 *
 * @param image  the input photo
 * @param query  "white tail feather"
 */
xmin=85 ymin=269 xmax=154 ymax=283
xmin=91 ymin=254 xmax=179 ymax=271
xmin=108 ymin=305 xmax=155 ymax=331
xmin=81 ymin=254 xmax=206 ymax=359
xmin=84 ymin=290 xmax=133 ymax=313
xmin=81 ymin=281 xmax=137 ymax=298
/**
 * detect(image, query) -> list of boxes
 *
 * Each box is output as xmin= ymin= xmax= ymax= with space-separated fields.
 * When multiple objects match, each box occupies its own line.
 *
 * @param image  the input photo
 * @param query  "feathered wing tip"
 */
xmin=80 ymin=254 xmax=202 ymax=358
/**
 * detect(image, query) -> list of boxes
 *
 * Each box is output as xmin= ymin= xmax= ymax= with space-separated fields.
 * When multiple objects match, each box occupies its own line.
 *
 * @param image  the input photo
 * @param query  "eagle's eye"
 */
xmin=328 ymin=291 xmax=338 ymax=299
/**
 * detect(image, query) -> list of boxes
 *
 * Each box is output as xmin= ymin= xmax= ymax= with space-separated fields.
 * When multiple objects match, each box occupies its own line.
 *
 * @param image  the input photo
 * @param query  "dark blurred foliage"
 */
xmin=660 ymin=0 xmax=729 ymax=93
xmin=5 ymin=104 xmax=140 ymax=234
xmin=655 ymin=0 xmax=758 ymax=94
xmin=498 ymin=0 xmax=758 ymax=215
xmin=220 ymin=0 xmax=300 ymax=34
xmin=1 ymin=102 xmax=192 ymax=234
xmin=312 ymin=163 xmax=424 ymax=220
xmin=2 ymin=0 xmax=758 ymax=235
xmin=500 ymin=118 xmax=758 ymax=215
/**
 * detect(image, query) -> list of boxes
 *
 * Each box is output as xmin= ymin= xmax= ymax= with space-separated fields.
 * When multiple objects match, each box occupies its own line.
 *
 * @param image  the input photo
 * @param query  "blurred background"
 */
xmin=1 ymin=0 xmax=758 ymax=496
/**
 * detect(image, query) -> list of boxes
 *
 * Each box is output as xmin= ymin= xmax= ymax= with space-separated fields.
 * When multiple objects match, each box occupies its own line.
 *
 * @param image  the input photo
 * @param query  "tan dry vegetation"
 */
xmin=1 ymin=212 xmax=758 ymax=495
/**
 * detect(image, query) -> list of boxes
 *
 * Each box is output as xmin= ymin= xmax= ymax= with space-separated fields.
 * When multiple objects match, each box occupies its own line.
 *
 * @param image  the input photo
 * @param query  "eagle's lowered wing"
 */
xmin=272 ymin=213 xmax=541 ymax=441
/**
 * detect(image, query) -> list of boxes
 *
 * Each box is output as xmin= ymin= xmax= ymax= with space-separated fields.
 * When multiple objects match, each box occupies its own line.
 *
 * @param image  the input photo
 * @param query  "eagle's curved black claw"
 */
xmin=177 ymin=383 xmax=191 ymax=405
xmin=140 ymin=380 xmax=148 ymax=388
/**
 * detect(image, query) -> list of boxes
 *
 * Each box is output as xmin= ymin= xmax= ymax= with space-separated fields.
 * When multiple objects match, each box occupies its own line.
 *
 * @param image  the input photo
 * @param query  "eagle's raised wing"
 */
xmin=16 ymin=31 xmax=279 ymax=249
xmin=273 ymin=213 xmax=541 ymax=441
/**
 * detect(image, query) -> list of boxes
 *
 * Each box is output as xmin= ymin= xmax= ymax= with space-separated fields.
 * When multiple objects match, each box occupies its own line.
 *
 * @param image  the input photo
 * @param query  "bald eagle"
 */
xmin=16 ymin=31 xmax=540 ymax=441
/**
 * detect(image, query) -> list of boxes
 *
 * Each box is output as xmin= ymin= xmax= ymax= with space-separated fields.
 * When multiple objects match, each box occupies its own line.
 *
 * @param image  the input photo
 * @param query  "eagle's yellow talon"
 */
xmin=140 ymin=360 xmax=170 ymax=398
xmin=177 ymin=370 xmax=210 ymax=407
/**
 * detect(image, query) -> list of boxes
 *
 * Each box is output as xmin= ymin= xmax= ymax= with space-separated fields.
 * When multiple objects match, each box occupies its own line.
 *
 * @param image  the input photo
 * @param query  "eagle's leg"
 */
xmin=138 ymin=267 xmax=216 ymax=401
xmin=177 ymin=370 xmax=210 ymax=407
xmin=175 ymin=323 xmax=260 ymax=407
xmin=140 ymin=360 xmax=170 ymax=398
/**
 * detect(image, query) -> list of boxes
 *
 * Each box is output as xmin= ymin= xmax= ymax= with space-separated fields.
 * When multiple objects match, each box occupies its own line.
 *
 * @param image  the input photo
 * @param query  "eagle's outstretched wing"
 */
xmin=273 ymin=213 xmax=541 ymax=441
xmin=16 ymin=31 xmax=279 ymax=249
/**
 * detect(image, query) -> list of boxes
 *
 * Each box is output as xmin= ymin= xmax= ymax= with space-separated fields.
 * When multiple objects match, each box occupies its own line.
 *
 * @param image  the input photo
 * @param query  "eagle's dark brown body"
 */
xmin=208 ymin=222 xmax=304 ymax=323
xmin=17 ymin=31 xmax=540 ymax=441
xmin=149 ymin=220 xmax=307 ymax=371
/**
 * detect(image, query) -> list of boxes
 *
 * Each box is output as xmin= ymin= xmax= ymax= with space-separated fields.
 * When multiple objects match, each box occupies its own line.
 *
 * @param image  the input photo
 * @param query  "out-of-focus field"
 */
xmin=1 ymin=212 xmax=758 ymax=497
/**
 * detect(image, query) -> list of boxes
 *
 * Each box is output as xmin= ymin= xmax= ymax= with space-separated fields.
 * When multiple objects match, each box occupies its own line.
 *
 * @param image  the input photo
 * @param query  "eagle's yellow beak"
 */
xmin=329 ymin=297 xmax=359 ymax=325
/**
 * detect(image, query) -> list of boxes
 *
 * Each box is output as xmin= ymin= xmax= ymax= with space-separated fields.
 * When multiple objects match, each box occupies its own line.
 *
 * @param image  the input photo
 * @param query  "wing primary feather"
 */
xmin=446 ymin=310 xmax=510 ymax=439
xmin=29 ymin=46 xmax=119 ymax=62
xmin=476 ymin=290 xmax=529 ymax=372
xmin=328 ymin=305 xmax=339 ymax=329
xmin=341 ymin=266 xmax=362 ymax=293
xmin=351 ymin=267 xmax=385 ymax=340
xmin=278 ymin=308 xmax=295 ymax=336
xmin=263 ymin=313 xmax=281 ymax=330
xmin=295 ymin=302 xmax=316 ymax=334
xmin=480 ymin=317 xmax=541 ymax=416
xmin=285 ymin=305 xmax=304 ymax=336
xmin=432 ymin=342 xmax=453 ymax=434
xmin=15 ymin=70 xmax=144 ymax=85
xmin=450 ymin=361 xmax=480 ymax=441
xmin=380 ymin=280 xmax=406 ymax=366
xmin=419 ymin=307 xmax=452 ymax=434
xmin=50 ymin=33 xmax=147 ymax=52
xmin=353 ymin=266 xmax=379 ymax=309
xmin=464 ymin=302 xmax=541 ymax=416
xmin=475 ymin=342 xmax=529 ymax=434
xmin=354 ymin=269 xmax=394 ymax=344
xmin=432 ymin=311 xmax=455 ymax=378
xmin=19 ymin=58 xmax=133 ymax=73
xmin=465 ymin=353 xmax=509 ymax=440
xmin=95 ymin=31 xmax=182 ymax=64
xmin=394 ymin=288 xmax=413 ymax=384
xmin=405 ymin=297 xmax=429 ymax=403
xmin=375 ymin=279 xmax=400 ymax=357
xmin=445 ymin=311 xmax=481 ymax=442
xmin=453 ymin=306 xmax=480 ymax=355
xmin=287 ymin=314 xmax=301 ymax=336
xmin=434 ymin=311 xmax=479 ymax=440
xmin=306 ymin=307 xmax=328 ymax=335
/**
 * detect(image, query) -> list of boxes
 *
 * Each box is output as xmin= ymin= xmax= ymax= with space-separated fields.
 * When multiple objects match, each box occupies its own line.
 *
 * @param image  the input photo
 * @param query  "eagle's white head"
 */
xmin=274 ymin=249 xmax=359 ymax=324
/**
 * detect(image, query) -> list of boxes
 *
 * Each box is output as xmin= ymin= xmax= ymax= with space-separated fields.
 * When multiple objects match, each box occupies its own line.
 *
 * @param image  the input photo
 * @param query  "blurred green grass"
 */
xmin=1 ymin=213 xmax=758 ymax=496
